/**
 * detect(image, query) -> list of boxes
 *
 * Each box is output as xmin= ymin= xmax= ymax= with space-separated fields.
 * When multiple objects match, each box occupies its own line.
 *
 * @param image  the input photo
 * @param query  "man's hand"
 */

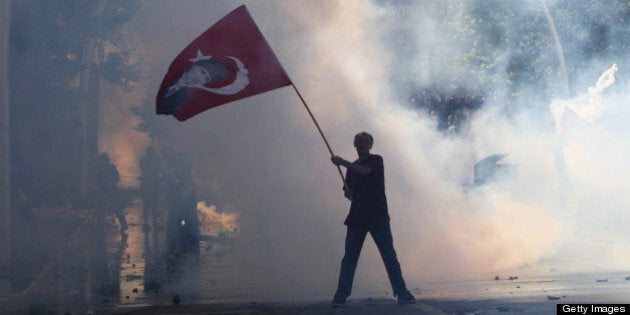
xmin=332 ymin=155 xmax=371 ymax=175
xmin=331 ymin=155 xmax=346 ymax=166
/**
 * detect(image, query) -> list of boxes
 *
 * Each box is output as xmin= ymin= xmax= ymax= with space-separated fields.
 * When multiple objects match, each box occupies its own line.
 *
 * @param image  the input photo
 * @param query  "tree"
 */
xmin=8 ymin=0 xmax=142 ymax=294
xmin=450 ymin=0 xmax=630 ymax=111
xmin=9 ymin=0 xmax=142 ymax=207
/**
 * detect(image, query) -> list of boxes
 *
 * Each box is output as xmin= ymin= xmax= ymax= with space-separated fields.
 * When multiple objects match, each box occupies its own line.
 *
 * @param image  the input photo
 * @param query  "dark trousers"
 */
xmin=335 ymin=222 xmax=407 ymax=297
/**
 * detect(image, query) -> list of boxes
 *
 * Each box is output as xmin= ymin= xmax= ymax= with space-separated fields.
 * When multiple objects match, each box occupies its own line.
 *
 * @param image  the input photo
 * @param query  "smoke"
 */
xmin=197 ymin=201 xmax=239 ymax=237
xmin=110 ymin=0 xmax=630 ymax=300
xmin=99 ymin=81 xmax=149 ymax=188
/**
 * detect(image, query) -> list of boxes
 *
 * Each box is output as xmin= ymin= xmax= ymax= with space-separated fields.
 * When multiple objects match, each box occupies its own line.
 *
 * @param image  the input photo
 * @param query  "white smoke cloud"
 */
xmin=99 ymin=81 xmax=149 ymax=188
xmin=114 ymin=0 xmax=630 ymax=300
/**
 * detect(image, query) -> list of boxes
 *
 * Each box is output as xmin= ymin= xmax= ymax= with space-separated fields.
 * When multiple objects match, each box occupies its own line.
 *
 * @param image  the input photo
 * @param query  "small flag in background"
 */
xmin=558 ymin=106 xmax=590 ymax=137
xmin=156 ymin=5 xmax=292 ymax=121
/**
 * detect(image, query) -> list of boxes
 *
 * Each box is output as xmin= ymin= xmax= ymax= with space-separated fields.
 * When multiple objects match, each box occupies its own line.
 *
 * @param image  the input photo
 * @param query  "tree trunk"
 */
xmin=79 ymin=0 xmax=107 ymax=202
xmin=78 ymin=38 xmax=99 ymax=201
xmin=0 ymin=0 xmax=12 ymax=298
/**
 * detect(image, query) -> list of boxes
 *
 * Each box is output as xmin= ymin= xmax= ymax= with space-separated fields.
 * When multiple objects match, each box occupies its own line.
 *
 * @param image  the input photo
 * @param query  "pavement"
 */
xmin=111 ymin=294 xmax=630 ymax=315
xmin=113 ymin=298 xmax=439 ymax=315
xmin=111 ymin=298 xmax=519 ymax=315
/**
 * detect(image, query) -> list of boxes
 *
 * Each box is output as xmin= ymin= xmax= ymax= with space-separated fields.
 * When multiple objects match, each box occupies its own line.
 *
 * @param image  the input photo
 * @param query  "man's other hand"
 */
xmin=331 ymin=156 xmax=345 ymax=166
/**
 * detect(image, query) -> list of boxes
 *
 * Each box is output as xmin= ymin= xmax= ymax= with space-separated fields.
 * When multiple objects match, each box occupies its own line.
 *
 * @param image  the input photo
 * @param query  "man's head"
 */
xmin=354 ymin=132 xmax=373 ymax=154
xmin=97 ymin=153 xmax=110 ymax=164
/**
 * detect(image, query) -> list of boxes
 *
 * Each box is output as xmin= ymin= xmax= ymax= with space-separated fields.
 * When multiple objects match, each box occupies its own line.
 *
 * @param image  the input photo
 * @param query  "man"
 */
xmin=140 ymin=145 xmax=162 ymax=230
xmin=164 ymin=153 xmax=200 ymax=282
xmin=95 ymin=153 xmax=128 ymax=233
xmin=330 ymin=132 xmax=415 ymax=306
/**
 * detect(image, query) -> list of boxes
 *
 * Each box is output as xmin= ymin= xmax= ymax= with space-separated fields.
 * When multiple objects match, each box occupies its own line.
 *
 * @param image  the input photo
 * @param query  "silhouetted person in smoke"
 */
xmin=330 ymin=132 xmax=415 ymax=306
xmin=165 ymin=153 xmax=200 ymax=280
xmin=140 ymin=145 xmax=162 ymax=230
xmin=95 ymin=153 xmax=128 ymax=233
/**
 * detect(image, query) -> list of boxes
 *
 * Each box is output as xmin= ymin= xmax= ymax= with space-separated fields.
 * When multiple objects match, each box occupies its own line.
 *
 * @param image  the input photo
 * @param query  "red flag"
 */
xmin=156 ymin=5 xmax=292 ymax=121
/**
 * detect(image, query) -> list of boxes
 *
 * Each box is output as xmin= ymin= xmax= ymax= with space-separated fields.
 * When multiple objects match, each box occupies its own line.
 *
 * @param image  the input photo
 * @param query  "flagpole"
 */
xmin=291 ymin=84 xmax=347 ymax=188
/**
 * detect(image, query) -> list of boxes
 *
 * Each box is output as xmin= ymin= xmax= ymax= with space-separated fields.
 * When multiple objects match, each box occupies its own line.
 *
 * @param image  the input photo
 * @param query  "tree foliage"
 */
xmin=450 ymin=0 xmax=630 ymax=106
xmin=10 ymin=0 xmax=142 ymax=207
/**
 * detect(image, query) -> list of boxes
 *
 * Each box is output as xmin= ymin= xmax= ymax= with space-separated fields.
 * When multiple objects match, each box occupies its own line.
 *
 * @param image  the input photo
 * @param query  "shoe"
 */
xmin=331 ymin=293 xmax=347 ymax=307
xmin=397 ymin=290 xmax=416 ymax=305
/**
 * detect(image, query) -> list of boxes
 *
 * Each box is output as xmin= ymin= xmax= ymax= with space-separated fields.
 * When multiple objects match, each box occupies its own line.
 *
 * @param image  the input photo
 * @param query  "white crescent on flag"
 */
xmin=193 ymin=57 xmax=249 ymax=95
xmin=165 ymin=50 xmax=249 ymax=98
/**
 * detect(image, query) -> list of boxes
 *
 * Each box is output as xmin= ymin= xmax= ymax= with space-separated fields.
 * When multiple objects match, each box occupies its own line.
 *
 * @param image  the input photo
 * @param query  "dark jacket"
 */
xmin=344 ymin=154 xmax=390 ymax=227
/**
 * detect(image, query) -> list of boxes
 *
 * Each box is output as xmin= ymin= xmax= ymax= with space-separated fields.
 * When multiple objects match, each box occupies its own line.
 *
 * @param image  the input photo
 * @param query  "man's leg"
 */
xmin=334 ymin=226 xmax=367 ymax=303
xmin=370 ymin=223 xmax=410 ymax=299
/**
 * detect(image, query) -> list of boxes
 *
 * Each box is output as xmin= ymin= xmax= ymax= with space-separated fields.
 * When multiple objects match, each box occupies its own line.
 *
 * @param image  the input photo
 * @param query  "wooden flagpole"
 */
xmin=291 ymin=84 xmax=347 ymax=188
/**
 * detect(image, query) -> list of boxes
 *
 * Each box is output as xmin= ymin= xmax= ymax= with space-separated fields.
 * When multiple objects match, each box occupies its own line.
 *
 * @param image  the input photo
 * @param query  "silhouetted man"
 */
xmin=330 ymin=132 xmax=415 ymax=306
xmin=140 ymin=145 xmax=162 ymax=229
xmin=165 ymin=153 xmax=200 ymax=282
xmin=95 ymin=153 xmax=128 ymax=233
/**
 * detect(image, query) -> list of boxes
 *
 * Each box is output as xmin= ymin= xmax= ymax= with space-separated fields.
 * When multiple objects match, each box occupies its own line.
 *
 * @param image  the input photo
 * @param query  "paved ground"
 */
xmin=112 ymin=294 xmax=630 ymax=315
xmin=114 ymin=298 xmax=436 ymax=315
xmin=112 ymin=298 xmax=521 ymax=315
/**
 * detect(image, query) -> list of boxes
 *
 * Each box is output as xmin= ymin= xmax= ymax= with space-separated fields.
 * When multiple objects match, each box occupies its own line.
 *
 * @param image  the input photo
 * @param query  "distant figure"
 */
xmin=548 ymin=63 xmax=618 ymax=194
xmin=95 ymin=153 xmax=128 ymax=233
xmin=165 ymin=154 xmax=200 ymax=270
xmin=330 ymin=132 xmax=415 ymax=306
xmin=140 ymin=145 xmax=162 ymax=229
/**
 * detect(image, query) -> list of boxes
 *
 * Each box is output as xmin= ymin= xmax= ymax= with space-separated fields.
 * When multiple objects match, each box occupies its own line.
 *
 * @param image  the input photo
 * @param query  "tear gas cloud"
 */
xmin=197 ymin=201 xmax=239 ymax=237
xmin=99 ymin=81 xmax=149 ymax=188
xmin=115 ymin=0 xmax=630 ymax=298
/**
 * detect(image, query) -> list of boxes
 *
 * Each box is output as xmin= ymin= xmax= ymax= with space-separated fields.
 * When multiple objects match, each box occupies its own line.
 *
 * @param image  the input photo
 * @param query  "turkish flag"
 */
xmin=156 ymin=5 xmax=292 ymax=121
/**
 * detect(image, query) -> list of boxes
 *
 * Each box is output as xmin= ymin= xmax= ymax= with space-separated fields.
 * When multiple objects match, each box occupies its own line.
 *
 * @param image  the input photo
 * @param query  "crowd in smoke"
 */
xmin=407 ymin=86 xmax=488 ymax=136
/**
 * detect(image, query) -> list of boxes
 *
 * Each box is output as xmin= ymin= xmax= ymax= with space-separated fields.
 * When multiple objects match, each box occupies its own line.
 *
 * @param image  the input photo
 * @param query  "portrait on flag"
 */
xmin=157 ymin=5 xmax=291 ymax=121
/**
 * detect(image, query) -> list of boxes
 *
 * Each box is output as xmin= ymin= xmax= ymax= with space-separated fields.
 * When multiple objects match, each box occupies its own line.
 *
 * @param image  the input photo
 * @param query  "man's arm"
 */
xmin=331 ymin=156 xmax=371 ymax=175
